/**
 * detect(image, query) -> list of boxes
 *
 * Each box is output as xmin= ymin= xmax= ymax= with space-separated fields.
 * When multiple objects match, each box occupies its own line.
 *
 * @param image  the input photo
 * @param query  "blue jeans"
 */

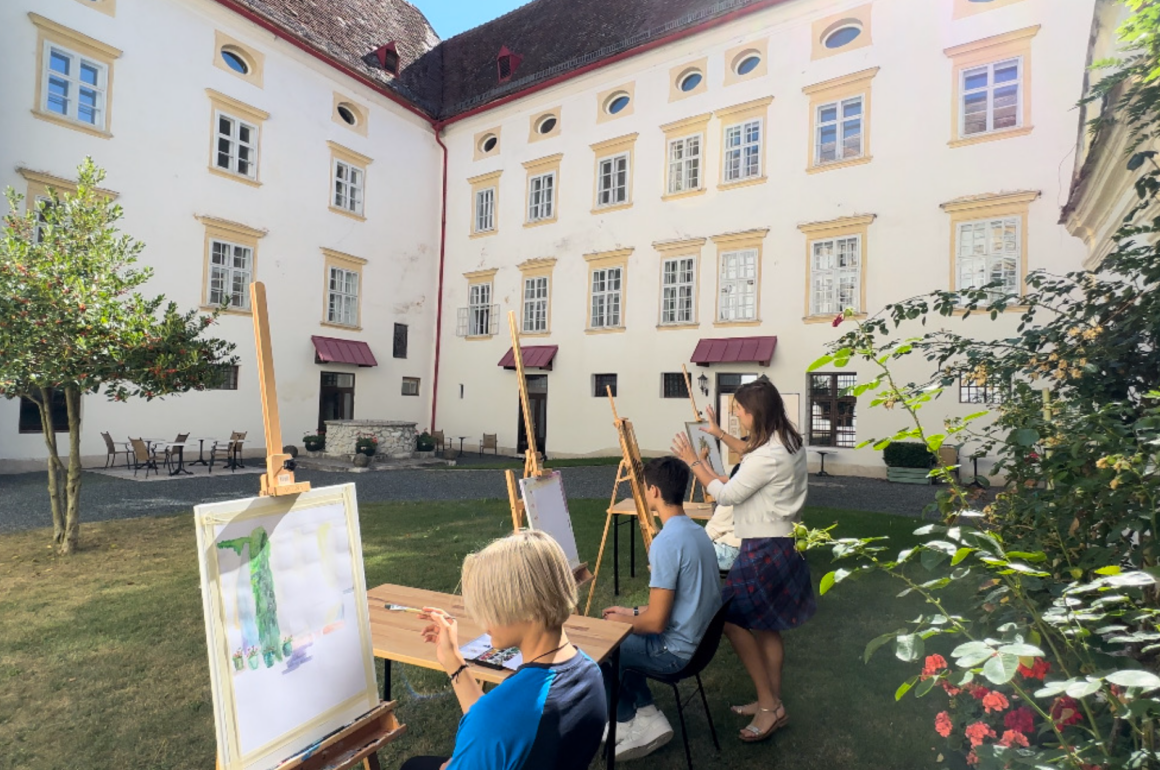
xmin=605 ymin=634 xmax=687 ymax=723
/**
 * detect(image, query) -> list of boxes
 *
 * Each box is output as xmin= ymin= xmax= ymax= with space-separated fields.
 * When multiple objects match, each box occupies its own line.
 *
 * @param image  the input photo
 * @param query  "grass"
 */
xmin=0 ymin=499 xmax=943 ymax=770
xmin=447 ymin=456 xmax=624 ymax=470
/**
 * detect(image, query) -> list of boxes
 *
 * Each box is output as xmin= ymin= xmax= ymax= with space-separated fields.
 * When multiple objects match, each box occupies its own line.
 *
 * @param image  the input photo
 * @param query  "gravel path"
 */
xmin=0 ymin=466 xmax=943 ymax=534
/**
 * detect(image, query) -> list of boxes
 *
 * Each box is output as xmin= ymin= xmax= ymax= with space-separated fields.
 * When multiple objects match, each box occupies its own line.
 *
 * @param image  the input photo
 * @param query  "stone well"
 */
xmin=324 ymin=420 xmax=417 ymax=460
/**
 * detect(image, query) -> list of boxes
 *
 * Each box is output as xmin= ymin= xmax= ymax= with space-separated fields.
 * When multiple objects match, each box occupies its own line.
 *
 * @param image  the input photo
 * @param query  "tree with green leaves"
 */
xmin=0 ymin=158 xmax=237 ymax=554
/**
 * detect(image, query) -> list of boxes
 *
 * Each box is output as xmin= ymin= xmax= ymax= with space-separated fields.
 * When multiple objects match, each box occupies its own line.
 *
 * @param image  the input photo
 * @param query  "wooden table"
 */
xmin=606 ymin=499 xmax=713 ymax=595
xmin=368 ymin=583 xmax=633 ymax=767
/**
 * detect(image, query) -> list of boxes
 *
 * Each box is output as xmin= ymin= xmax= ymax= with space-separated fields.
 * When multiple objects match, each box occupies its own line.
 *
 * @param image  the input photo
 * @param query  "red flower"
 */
xmin=1017 ymin=658 xmax=1051 ymax=680
xmin=982 ymin=690 xmax=1010 ymax=713
xmin=941 ymin=680 xmax=963 ymax=696
xmin=832 ymin=313 xmax=844 ymax=327
xmin=998 ymin=730 xmax=1030 ymax=749
xmin=1004 ymin=706 xmax=1035 ymax=734
xmin=935 ymin=711 xmax=953 ymax=738
xmin=964 ymin=721 xmax=996 ymax=747
xmin=922 ymin=654 xmax=948 ymax=679
xmin=1051 ymin=696 xmax=1083 ymax=728
xmin=966 ymin=750 xmax=980 ymax=766
xmin=967 ymin=684 xmax=990 ymax=700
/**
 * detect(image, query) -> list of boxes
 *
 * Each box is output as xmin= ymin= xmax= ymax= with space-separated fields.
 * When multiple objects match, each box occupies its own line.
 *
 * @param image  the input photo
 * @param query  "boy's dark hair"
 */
xmin=643 ymin=457 xmax=690 ymax=506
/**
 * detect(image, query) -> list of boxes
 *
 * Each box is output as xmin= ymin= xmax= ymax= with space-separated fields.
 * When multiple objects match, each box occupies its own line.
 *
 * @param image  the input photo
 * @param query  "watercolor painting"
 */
xmin=685 ymin=421 xmax=726 ymax=476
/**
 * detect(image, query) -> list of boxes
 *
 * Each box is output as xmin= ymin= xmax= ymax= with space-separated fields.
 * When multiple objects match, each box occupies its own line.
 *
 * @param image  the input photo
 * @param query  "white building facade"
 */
xmin=0 ymin=0 xmax=1099 ymax=477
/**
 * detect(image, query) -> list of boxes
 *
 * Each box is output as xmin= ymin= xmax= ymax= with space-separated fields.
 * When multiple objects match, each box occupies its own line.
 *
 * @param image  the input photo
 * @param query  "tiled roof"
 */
xmin=311 ymin=335 xmax=379 ymax=367
xmin=226 ymin=0 xmax=443 ymax=114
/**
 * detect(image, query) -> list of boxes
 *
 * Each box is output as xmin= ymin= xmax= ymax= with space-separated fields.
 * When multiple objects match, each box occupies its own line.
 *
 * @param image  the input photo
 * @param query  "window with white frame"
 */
xmin=956 ymin=217 xmax=1020 ymax=298
xmin=667 ymin=135 xmax=702 ymax=194
xmin=43 ymin=45 xmax=108 ymax=129
xmin=810 ymin=235 xmax=861 ymax=316
xmin=718 ymin=249 xmax=758 ymax=321
xmin=961 ymin=58 xmax=1022 ymax=137
xmin=816 ymin=96 xmax=863 ymax=164
xmin=215 ymin=112 xmax=259 ymax=179
xmin=590 ymin=267 xmax=622 ymax=328
xmin=469 ymin=283 xmax=493 ymax=336
xmin=207 ymin=240 xmax=253 ymax=310
xmin=723 ymin=120 xmax=762 ymax=182
xmin=333 ymin=160 xmax=364 ymax=215
xmin=523 ymin=276 xmax=549 ymax=333
xmin=661 ymin=257 xmax=696 ymax=324
xmin=527 ymin=172 xmax=555 ymax=222
xmin=596 ymin=154 xmax=629 ymax=207
xmin=475 ymin=187 xmax=495 ymax=233
xmin=327 ymin=266 xmax=359 ymax=326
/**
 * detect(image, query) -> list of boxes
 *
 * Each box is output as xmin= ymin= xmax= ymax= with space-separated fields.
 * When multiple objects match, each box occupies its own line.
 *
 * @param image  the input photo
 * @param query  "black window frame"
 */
xmin=18 ymin=390 xmax=69 ymax=434
xmin=808 ymin=372 xmax=857 ymax=448
xmin=401 ymin=376 xmax=420 ymax=396
xmin=213 ymin=364 xmax=240 ymax=390
xmin=593 ymin=373 xmax=618 ymax=398
xmin=958 ymin=376 xmax=1005 ymax=405
xmin=393 ymin=323 xmax=408 ymax=359
xmin=662 ymin=372 xmax=689 ymax=399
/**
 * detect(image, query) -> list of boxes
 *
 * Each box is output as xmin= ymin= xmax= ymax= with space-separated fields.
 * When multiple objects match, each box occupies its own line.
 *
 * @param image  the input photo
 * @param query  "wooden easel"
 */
xmin=211 ymin=283 xmax=403 ymax=770
xmin=502 ymin=310 xmax=593 ymax=587
xmin=583 ymin=388 xmax=656 ymax=616
xmin=681 ymin=364 xmax=714 ymax=504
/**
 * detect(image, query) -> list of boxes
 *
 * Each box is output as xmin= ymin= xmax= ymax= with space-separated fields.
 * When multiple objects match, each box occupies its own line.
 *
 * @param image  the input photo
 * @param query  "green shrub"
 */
xmin=416 ymin=431 xmax=435 ymax=452
xmin=882 ymin=441 xmax=935 ymax=468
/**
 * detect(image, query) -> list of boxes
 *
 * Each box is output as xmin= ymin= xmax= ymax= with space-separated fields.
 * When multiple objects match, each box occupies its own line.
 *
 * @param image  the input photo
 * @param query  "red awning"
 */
xmin=498 ymin=345 xmax=558 ymax=370
xmin=690 ymin=336 xmax=777 ymax=366
xmin=311 ymin=335 xmax=378 ymax=367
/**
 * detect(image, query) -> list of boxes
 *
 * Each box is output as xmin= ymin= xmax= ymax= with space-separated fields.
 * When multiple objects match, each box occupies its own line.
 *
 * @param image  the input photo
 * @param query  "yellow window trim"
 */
xmin=469 ymin=171 xmax=503 ymax=237
xmin=804 ymin=67 xmax=879 ymax=173
xmin=670 ymin=58 xmax=708 ymax=102
xmin=653 ymin=237 xmax=706 ymax=255
xmin=321 ymin=248 xmax=366 ymax=329
xmin=799 ymin=214 xmax=875 ymax=321
xmin=597 ymin=83 xmax=636 ymax=124
xmin=328 ymin=141 xmax=374 ymax=168
xmin=660 ymin=113 xmax=712 ymax=137
xmin=327 ymin=142 xmax=371 ymax=221
xmin=715 ymin=96 xmax=774 ymax=122
xmin=811 ymin=4 xmax=873 ymax=61
xmin=662 ymin=114 xmax=711 ymax=201
xmin=724 ymin=40 xmax=768 ymax=87
xmin=517 ymin=257 xmax=558 ymax=276
xmin=523 ymin=155 xmax=562 ymax=228
xmin=468 ymin=171 xmax=502 ymax=185
xmin=206 ymin=90 xmax=268 ymax=186
xmin=72 ymin=0 xmax=115 ymax=16
xmin=529 ymin=108 xmax=562 ymax=143
xmin=213 ymin=30 xmax=265 ymax=89
xmin=591 ymin=134 xmax=638 ymax=213
xmin=198 ymin=216 xmax=264 ymax=314
xmin=711 ymin=229 xmax=768 ymax=326
xmin=518 ymin=259 xmax=556 ymax=334
xmin=654 ymin=238 xmax=704 ymax=327
xmin=30 ymin=13 xmax=122 ymax=139
xmin=333 ymin=94 xmax=369 ymax=137
xmin=946 ymin=26 xmax=1040 ymax=148
xmin=942 ymin=190 xmax=1039 ymax=294
xmin=591 ymin=133 xmax=639 ymax=154
xmin=584 ymin=249 xmax=632 ymax=332
xmin=953 ymin=0 xmax=1028 ymax=18
xmin=522 ymin=153 xmax=564 ymax=172
xmin=206 ymin=88 xmax=269 ymax=123
xmin=18 ymin=167 xmax=119 ymax=201
xmin=473 ymin=126 xmax=502 ymax=160
xmin=716 ymin=98 xmax=773 ymax=190
xmin=464 ymin=268 xmax=499 ymax=283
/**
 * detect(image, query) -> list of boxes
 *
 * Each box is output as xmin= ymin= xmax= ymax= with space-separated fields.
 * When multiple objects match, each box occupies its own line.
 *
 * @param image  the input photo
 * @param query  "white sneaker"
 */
xmin=615 ymin=708 xmax=674 ymax=761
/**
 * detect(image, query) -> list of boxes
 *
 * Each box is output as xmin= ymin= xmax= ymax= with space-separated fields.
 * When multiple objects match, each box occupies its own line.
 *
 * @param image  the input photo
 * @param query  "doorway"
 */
xmin=517 ymin=375 xmax=548 ymax=456
xmin=716 ymin=373 xmax=758 ymax=465
xmin=318 ymin=371 xmax=355 ymax=433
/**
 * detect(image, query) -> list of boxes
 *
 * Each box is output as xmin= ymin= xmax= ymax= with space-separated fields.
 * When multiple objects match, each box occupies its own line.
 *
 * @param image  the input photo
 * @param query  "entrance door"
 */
xmin=517 ymin=375 xmax=548 ymax=456
xmin=318 ymin=372 xmax=355 ymax=433
xmin=717 ymin=373 xmax=758 ymax=466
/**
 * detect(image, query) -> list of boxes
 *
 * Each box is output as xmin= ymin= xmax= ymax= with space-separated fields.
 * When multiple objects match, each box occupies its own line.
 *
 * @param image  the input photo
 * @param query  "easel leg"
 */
xmin=381 ymin=659 xmax=391 ymax=702
xmin=629 ymin=521 xmax=635 ymax=579
xmin=364 ymin=752 xmax=382 ymax=770
xmin=584 ymin=510 xmax=615 ymax=616
xmin=613 ymin=516 xmax=620 ymax=597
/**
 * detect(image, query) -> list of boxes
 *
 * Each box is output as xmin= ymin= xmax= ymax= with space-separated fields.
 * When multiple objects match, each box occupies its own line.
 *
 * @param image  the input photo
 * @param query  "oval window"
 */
xmin=337 ymin=104 xmax=358 ymax=126
xmin=221 ymin=49 xmax=249 ymax=74
xmin=736 ymin=54 xmax=761 ymax=76
xmin=480 ymin=134 xmax=498 ymax=153
xmin=824 ymin=24 xmax=862 ymax=49
xmin=679 ymin=70 xmax=703 ymax=92
xmin=536 ymin=115 xmax=557 ymax=134
xmin=607 ymin=94 xmax=631 ymax=115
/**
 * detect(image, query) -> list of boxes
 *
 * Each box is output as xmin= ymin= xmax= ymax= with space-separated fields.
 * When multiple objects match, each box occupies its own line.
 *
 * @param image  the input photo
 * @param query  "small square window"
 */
xmin=662 ymin=373 xmax=689 ymax=399
xmin=401 ymin=377 xmax=420 ymax=396
xmin=19 ymin=391 xmax=69 ymax=434
xmin=213 ymin=365 xmax=240 ymax=390
xmin=593 ymin=373 xmax=618 ymax=398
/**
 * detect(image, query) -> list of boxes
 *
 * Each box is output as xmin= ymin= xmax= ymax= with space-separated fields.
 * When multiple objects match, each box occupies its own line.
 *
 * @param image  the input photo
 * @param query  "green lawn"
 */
xmin=0 ymin=498 xmax=942 ymax=770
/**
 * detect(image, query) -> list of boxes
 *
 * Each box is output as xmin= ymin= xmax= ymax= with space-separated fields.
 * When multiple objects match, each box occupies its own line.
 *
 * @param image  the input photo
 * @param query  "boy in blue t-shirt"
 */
xmin=602 ymin=456 xmax=722 ymax=761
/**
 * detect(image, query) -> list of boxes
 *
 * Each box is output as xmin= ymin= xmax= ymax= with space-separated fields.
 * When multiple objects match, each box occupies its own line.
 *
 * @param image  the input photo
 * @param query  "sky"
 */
xmin=412 ymin=0 xmax=530 ymax=40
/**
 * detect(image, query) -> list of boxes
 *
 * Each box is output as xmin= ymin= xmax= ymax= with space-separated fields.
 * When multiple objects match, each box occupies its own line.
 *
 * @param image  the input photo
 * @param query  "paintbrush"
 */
xmin=386 ymin=603 xmax=455 ymax=621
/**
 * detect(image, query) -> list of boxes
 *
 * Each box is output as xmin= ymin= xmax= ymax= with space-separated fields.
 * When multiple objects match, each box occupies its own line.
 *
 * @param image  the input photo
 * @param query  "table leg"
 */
xmin=170 ymin=446 xmax=191 ymax=476
xmin=381 ymin=659 xmax=391 ymax=702
xmin=613 ymin=515 xmax=620 ymax=597
xmin=629 ymin=520 xmax=636 ymax=578
xmin=816 ymin=453 xmax=832 ymax=478
xmin=606 ymin=647 xmax=620 ymax=769
xmin=191 ymin=439 xmax=209 ymax=467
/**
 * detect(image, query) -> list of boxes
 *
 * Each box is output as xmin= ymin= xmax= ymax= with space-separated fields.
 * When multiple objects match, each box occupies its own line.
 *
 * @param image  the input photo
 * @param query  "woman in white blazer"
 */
xmin=672 ymin=377 xmax=814 ymax=744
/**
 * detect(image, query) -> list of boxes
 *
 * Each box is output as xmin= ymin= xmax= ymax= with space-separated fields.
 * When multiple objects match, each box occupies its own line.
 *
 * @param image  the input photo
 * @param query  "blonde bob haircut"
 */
xmin=462 ymin=530 xmax=578 ymax=630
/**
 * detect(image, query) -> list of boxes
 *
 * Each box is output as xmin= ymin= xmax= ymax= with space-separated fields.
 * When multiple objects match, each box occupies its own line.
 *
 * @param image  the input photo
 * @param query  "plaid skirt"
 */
xmin=722 ymin=537 xmax=817 ymax=631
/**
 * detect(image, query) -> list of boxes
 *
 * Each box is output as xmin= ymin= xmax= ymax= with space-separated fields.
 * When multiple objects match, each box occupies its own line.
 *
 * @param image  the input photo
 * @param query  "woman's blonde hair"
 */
xmin=462 ymin=530 xmax=577 ymax=630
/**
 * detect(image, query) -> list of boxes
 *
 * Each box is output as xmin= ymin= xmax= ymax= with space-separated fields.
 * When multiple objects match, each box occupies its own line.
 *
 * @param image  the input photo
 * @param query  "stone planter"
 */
xmin=413 ymin=450 xmax=435 ymax=459
xmin=324 ymin=420 xmax=417 ymax=460
xmin=887 ymin=467 xmax=934 ymax=485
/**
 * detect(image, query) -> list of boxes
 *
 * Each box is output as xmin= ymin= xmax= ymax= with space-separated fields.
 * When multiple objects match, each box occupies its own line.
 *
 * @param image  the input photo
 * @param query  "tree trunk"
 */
xmin=34 ymin=387 xmax=66 ymax=546
xmin=62 ymin=384 xmax=83 ymax=554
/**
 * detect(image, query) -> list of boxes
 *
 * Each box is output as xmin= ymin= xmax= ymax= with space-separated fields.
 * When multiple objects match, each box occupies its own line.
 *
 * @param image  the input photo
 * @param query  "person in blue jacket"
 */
xmin=399 ymin=530 xmax=606 ymax=770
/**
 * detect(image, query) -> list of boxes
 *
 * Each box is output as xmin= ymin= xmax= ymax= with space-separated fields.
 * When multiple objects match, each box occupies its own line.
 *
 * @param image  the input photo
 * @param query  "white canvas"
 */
xmin=686 ymin=421 xmax=726 ymax=476
xmin=194 ymin=484 xmax=378 ymax=770
xmin=519 ymin=471 xmax=581 ymax=569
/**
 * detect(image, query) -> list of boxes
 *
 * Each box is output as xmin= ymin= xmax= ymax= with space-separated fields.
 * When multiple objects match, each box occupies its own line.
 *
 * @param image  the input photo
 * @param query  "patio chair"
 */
xmin=128 ymin=437 xmax=159 ymax=479
xmin=432 ymin=430 xmax=446 ymax=456
xmin=479 ymin=433 xmax=498 ymax=456
xmin=101 ymin=431 xmax=131 ymax=469
xmin=937 ymin=444 xmax=961 ymax=483
xmin=164 ymin=432 xmax=190 ymax=472
xmin=208 ymin=439 xmax=237 ymax=474
xmin=229 ymin=431 xmax=247 ymax=468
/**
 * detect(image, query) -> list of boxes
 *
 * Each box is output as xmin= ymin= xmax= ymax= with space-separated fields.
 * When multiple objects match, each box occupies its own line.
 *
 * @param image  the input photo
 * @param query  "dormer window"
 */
xmin=376 ymin=42 xmax=399 ymax=75
xmin=497 ymin=45 xmax=522 ymax=84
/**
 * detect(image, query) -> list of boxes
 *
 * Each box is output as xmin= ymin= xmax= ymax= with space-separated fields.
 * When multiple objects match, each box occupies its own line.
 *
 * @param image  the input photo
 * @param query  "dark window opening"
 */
xmin=318 ymin=371 xmax=355 ymax=433
xmin=393 ymin=323 xmax=408 ymax=359
xmin=662 ymin=373 xmax=689 ymax=399
xmin=496 ymin=46 xmax=522 ymax=83
xmin=809 ymin=373 xmax=857 ymax=448
xmin=213 ymin=365 xmax=240 ymax=390
xmin=593 ymin=373 xmax=617 ymax=398
xmin=959 ymin=376 xmax=1005 ymax=404
xmin=19 ymin=391 xmax=68 ymax=434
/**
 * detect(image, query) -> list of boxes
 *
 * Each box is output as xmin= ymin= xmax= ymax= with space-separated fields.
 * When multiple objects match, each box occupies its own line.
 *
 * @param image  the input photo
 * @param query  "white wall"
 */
xmin=434 ymin=0 xmax=1096 ymax=476
xmin=0 ymin=0 xmax=442 ymax=470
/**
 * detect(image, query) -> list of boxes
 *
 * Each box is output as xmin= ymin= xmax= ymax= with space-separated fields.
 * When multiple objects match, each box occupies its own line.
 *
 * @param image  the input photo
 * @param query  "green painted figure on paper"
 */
xmin=219 ymin=526 xmax=283 ymax=664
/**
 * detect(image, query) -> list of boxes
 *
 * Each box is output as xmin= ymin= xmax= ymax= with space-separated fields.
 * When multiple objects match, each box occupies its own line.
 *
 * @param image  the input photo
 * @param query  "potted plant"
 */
xmin=232 ymin=649 xmax=244 ymax=672
xmin=883 ymin=441 xmax=936 ymax=484
xmin=246 ymin=646 xmax=260 ymax=670
xmin=355 ymin=434 xmax=378 ymax=457
xmin=281 ymin=635 xmax=293 ymax=657
xmin=415 ymin=430 xmax=435 ymax=458
xmin=303 ymin=432 xmax=325 ymax=453
xmin=262 ymin=645 xmax=276 ymax=668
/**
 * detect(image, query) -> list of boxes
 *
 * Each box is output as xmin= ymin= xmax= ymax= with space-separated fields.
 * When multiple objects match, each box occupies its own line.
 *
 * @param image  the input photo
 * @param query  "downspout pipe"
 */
xmin=430 ymin=124 xmax=449 ymax=431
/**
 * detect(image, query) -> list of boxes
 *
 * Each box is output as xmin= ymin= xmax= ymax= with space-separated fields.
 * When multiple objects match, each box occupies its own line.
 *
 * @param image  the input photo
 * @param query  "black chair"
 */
xmin=623 ymin=598 xmax=732 ymax=769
